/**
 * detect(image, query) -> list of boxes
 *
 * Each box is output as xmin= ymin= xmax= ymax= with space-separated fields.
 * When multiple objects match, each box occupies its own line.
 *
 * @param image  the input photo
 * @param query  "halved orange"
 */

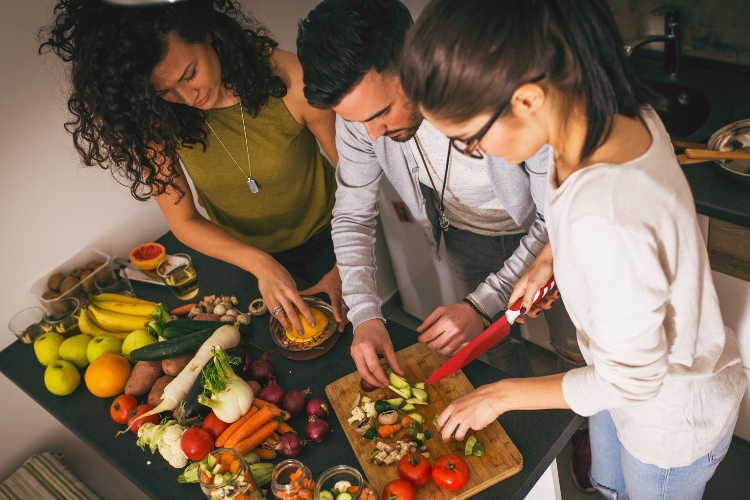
xmin=129 ymin=243 xmax=166 ymax=271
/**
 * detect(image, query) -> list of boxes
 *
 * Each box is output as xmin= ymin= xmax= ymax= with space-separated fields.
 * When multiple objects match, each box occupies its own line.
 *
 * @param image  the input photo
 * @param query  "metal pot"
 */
xmin=707 ymin=119 xmax=750 ymax=185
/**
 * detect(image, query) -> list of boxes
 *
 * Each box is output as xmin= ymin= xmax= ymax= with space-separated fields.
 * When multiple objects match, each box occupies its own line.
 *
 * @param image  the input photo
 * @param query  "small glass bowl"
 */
xmin=315 ymin=465 xmax=378 ymax=500
xmin=271 ymin=459 xmax=314 ymax=499
xmin=198 ymin=448 xmax=256 ymax=499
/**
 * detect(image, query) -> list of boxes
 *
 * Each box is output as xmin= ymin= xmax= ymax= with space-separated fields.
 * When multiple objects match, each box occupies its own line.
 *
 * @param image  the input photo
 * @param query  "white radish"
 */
xmin=116 ymin=324 xmax=241 ymax=436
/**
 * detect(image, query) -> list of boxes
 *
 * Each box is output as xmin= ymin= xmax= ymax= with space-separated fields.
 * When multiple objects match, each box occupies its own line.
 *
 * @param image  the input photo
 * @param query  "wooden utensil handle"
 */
xmin=677 ymin=154 xmax=711 ymax=165
xmin=671 ymin=140 xmax=706 ymax=150
xmin=685 ymin=149 xmax=750 ymax=160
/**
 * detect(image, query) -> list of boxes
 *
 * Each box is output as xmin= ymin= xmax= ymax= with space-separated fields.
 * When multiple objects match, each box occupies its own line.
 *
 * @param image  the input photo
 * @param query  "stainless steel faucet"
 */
xmin=624 ymin=6 xmax=682 ymax=79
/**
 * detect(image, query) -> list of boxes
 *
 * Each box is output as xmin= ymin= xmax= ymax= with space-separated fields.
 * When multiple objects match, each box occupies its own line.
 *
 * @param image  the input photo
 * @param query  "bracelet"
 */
xmin=462 ymin=297 xmax=491 ymax=328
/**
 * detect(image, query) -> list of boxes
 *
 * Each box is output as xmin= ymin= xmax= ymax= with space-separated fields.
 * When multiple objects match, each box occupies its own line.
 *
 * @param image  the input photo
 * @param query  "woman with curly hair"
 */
xmin=41 ymin=0 xmax=344 ymax=332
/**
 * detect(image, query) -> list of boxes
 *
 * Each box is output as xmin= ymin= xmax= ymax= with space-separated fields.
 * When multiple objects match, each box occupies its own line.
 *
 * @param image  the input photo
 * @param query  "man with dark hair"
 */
xmin=297 ymin=0 xmax=583 ymax=389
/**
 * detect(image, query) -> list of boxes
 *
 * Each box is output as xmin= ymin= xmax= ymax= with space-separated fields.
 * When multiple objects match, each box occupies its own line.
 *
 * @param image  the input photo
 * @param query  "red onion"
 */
xmin=249 ymin=351 xmax=277 ymax=388
xmin=282 ymin=387 xmax=311 ymax=417
xmin=360 ymin=378 xmax=378 ymax=392
xmin=257 ymin=377 xmax=285 ymax=406
xmin=306 ymin=398 xmax=329 ymax=419
xmin=274 ymin=431 xmax=305 ymax=458
xmin=306 ymin=416 xmax=330 ymax=443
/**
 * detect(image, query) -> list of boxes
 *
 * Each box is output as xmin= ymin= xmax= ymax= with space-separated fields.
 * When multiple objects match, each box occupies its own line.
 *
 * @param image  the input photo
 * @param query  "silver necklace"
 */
xmin=205 ymin=104 xmax=259 ymax=193
xmin=414 ymin=134 xmax=452 ymax=230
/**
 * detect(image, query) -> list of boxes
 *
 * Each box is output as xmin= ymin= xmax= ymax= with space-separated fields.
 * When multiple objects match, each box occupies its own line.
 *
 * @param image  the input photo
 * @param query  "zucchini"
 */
xmin=129 ymin=327 xmax=215 ymax=361
xmin=161 ymin=326 xmax=195 ymax=340
xmin=318 ymin=490 xmax=335 ymax=500
xmin=389 ymin=372 xmax=410 ymax=388
xmin=165 ymin=319 xmax=250 ymax=334
xmin=385 ymin=397 xmax=404 ymax=409
xmin=411 ymin=388 xmax=429 ymax=403
xmin=401 ymin=403 xmax=416 ymax=412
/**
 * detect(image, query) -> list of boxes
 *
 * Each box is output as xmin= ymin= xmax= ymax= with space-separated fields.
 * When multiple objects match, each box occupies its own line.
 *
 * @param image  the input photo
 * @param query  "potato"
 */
xmin=193 ymin=313 xmax=222 ymax=321
xmin=162 ymin=352 xmax=194 ymax=376
xmin=124 ymin=360 xmax=163 ymax=397
xmin=148 ymin=375 xmax=175 ymax=408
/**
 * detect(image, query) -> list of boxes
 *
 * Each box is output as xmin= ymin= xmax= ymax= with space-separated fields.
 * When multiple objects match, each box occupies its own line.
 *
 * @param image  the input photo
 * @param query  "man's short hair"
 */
xmin=297 ymin=0 xmax=413 ymax=109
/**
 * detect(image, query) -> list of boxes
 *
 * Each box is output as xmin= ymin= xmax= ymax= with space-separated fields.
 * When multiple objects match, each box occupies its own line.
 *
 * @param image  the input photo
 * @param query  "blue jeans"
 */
xmin=589 ymin=409 xmax=738 ymax=500
xmin=270 ymin=225 xmax=336 ymax=286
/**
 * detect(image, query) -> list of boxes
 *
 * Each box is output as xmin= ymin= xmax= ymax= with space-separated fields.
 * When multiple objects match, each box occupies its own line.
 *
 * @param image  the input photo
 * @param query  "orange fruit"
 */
xmin=128 ymin=243 xmax=166 ymax=271
xmin=84 ymin=353 xmax=131 ymax=398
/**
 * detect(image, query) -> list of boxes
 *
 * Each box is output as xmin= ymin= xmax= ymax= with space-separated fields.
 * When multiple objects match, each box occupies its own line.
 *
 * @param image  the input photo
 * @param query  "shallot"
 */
xmin=249 ymin=351 xmax=277 ymax=388
xmin=360 ymin=378 xmax=378 ymax=393
xmin=274 ymin=431 xmax=305 ymax=458
xmin=306 ymin=416 xmax=330 ymax=443
xmin=282 ymin=387 xmax=311 ymax=417
xmin=257 ymin=377 xmax=285 ymax=407
xmin=306 ymin=398 xmax=329 ymax=419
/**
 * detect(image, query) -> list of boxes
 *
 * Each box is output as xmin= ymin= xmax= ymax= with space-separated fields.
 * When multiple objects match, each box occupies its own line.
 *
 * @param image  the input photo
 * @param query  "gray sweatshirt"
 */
xmin=332 ymin=115 xmax=550 ymax=329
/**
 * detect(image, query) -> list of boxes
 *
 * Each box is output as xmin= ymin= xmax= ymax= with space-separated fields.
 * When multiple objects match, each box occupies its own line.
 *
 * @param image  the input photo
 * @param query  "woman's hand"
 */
xmin=508 ymin=242 xmax=556 ymax=314
xmin=436 ymin=381 xmax=509 ymax=442
xmin=256 ymin=257 xmax=315 ymax=333
xmin=300 ymin=264 xmax=348 ymax=332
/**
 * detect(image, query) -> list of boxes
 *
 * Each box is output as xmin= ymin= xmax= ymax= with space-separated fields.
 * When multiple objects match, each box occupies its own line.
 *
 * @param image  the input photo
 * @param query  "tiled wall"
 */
xmin=607 ymin=0 xmax=750 ymax=67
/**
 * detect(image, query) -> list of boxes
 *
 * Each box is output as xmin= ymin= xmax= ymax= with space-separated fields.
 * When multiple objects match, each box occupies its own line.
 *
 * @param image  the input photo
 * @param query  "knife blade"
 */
xmin=425 ymin=276 xmax=556 ymax=385
xmin=114 ymin=257 xmax=165 ymax=285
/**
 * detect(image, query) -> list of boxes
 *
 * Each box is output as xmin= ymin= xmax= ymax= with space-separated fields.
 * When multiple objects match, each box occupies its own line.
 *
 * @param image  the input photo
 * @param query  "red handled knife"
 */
xmin=425 ymin=276 xmax=556 ymax=384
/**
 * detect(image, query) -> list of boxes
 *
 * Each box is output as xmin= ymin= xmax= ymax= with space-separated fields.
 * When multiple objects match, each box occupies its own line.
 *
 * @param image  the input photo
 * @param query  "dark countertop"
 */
xmin=631 ymin=55 xmax=750 ymax=229
xmin=0 ymin=232 xmax=582 ymax=500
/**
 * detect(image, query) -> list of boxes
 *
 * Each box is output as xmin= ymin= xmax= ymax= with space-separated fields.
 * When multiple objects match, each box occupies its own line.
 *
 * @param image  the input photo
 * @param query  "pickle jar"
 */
xmin=198 ymin=448 xmax=261 ymax=499
xmin=271 ymin=459 xmax=314 ymax=499
xmin=315 ymin=465 xmax=378 ymax=500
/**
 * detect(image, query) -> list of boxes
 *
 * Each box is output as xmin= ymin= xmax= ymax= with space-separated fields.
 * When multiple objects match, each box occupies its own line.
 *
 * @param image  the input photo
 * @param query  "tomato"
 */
xmin=127 ymin=404 xmax=158 ymax=434
xmin=110 ymin=394 xmax=138 ymax=424
xmin=432 ymin=454 xmax=469 ymax=490
xmin=382 ymin=479 xmax=416 ymax=500
xmin=202 ymin=412 xmax=231 ymax=441
xmin=397 ymin=453 xmax=431 ymax=486
xmin=181 ymin=427 xmax=215 ymax=461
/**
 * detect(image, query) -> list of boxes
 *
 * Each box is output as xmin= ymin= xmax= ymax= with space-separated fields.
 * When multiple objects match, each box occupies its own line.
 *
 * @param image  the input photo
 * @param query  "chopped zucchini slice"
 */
xmin=414 ymin=382 xmax=425 ymax=389
xmin=389 ymin=372 xmax=410 ymax=388
xmin=401 ymin=403 xmax=416 ymax=412
xmin=408 ymin=413 xmax=425 ymax=425
xmin=361 ymin=396 xmax=372 ymax=404
xmin=411 ymin=388 xmax=429 ymax=403
xmin=388 ymin=385 xmax=412 ymax=399
xmin=319 ymin=490 xmax=335 ymax=500
xmin=405 ymin=397 xmax=427 ymax=405
xmin=385 ymin=397 xmax=404 ymax=410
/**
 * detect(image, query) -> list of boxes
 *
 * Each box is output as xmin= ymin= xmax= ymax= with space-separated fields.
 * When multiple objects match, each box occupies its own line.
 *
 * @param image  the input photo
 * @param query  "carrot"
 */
xmin=252 ymin=398 xmax=290 ymax=421
xmin=216 ymin=407 xmax=258 ymax=447
xmin=252 ymin=447 xmax=277 ymax=460
xmin=234 ymin=495 xmax=249 ymax=500
xmin=278 ymin=421 xmax=296 ymax=435
xmin=170 ymin=303 xmax=198 ymax=316
xmin=220 ymin=452 xmax=234 ymax=465
xmin=378 ymin=423 xmax=402 ymax=438
xmin=377 ymin=394 xmax=387 ymax=400
xmin=234 ymin=419 xmax=280 ymax=455
xmin=290 ymin=467 xmax=302 ymax=482
xmin=201 ymin=472 xmax=211 ymax=484
xmin=225 ymin=406 xmax=274 ymax=449
xmin=298 ymin=491 xmax=312 ymax=499
xmin=402 ymin=416 xmax=412 ymax=428
xmin=347 ymin=485 xmax=359 ymax=494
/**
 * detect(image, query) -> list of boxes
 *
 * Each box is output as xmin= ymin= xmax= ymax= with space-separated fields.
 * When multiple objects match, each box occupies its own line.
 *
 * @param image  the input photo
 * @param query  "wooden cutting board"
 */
xmin=325 ymin=342 xmax=522 ymax=499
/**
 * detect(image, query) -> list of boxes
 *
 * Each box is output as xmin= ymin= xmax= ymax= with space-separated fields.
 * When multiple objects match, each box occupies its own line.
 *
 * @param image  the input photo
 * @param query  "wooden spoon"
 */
xmin=684 ymin=149 xmax=750 ymax=161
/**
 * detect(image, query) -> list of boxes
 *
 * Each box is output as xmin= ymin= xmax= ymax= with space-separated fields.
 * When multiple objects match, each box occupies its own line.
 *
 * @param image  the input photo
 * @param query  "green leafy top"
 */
xmin=201 ymin=346 xmax=240 ymax=397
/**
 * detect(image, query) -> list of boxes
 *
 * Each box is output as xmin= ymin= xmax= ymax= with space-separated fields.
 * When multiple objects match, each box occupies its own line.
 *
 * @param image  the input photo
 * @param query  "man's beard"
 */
xmin=384 ymin=110 xmax=423 ymax=143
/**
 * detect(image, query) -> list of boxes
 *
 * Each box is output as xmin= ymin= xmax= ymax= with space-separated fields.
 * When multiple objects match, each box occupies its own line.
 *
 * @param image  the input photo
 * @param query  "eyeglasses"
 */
xmin=450 ymin=74 xmax=546 ymax=159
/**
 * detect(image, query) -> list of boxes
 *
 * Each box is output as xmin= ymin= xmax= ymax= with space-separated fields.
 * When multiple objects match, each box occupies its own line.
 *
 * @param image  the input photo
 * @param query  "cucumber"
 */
xmin=161 ymin=326 xmax=195 ymax=339
xmin=129 ymin=327 xmax=215 ymax=361
xmin=335 ymin=493 xmax=353 ymax=500
xmin=165 ymin=319 xmax=250 ymax=335
xmin=318 ymin=490 xmax=335 ymax=500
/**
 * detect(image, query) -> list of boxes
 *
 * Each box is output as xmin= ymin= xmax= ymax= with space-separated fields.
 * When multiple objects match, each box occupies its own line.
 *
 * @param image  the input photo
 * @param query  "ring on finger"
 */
xmin=273 ymin=305 xmax=284 ymax=316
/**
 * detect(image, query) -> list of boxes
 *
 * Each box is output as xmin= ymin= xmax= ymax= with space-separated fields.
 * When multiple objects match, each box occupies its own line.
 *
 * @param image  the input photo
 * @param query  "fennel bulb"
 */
xmin=198 ymin=346 xmax=254 ymax=423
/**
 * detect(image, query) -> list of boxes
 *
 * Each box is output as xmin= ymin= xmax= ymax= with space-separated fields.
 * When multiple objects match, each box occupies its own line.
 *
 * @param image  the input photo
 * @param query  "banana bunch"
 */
xmin=78 ymin=294 xmax=159 ymax=339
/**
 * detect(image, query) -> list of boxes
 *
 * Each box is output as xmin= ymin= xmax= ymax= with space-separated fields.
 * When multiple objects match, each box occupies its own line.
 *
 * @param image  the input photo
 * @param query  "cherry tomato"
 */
xmin=110 ymin=394 xmax=138 ymax=424
xmin=127 ymin=404 xmax=158 ymax=434
xmin=202 ymin=412 xmax=231 ymax=441
xmin=397 ymin=452 xmax=431 ymax=486
xmin=181 ymin=427 xmax=215 ymax=461
xmin=382 ymin=479 xmax=416 ymax=500
xmin=432 ymin=454 xmax=469 ymax=490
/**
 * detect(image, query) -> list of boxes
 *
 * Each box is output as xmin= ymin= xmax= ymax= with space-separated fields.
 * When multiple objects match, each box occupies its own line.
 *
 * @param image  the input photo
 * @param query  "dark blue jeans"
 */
xmin=270 ymin=225 xmax=336 ymax=286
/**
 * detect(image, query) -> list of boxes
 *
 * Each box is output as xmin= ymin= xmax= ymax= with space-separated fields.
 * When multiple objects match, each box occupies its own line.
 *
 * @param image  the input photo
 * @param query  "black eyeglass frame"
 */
xmin=450 ymin=74 xmax=546 ymax=159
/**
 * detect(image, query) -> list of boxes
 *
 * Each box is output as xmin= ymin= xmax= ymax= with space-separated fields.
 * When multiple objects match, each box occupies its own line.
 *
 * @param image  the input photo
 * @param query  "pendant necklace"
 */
xmin=205 ymin=103 xmax=259 ymax=193
xmin=414 ymin=134 xmax=452 ymax=230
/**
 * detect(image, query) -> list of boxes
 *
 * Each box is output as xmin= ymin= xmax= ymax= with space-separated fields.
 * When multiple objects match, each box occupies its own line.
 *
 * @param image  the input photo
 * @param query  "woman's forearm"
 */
xmin=495 ymin=373 xmax=569 ymax=412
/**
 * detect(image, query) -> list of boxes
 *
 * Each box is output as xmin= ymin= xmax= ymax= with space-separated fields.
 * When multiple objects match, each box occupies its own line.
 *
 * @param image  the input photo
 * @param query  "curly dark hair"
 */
xmin=40 ymin=0 xmax=287 ymax=201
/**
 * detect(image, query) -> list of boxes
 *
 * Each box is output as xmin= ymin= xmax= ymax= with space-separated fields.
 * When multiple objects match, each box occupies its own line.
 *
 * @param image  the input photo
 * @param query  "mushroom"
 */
xmin=224 ymin=308 xmax=239 ymax=318
xmin=378 ymin=410 xmax=399 ymax=425
xmin=213 ymin=303 xmax=227 ymax=316
xmin=230 ymin=296 xmax=239 ymax=305
xmin=219 ymin=315 xmax=234 ymax=322
xmin=354 ymin=418 xmax=374 ymax=435
xmin=248 ymin=298 xmax=268 ymax=316
xmin=237 ymin=314 xmax=252 ymax=325
xmin=188 ymin=306 xmax=202 ymax=319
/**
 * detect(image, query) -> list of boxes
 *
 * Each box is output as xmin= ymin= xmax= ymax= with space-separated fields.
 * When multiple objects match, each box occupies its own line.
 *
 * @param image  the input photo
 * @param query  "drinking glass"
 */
xmin=95 ymin=267 xmax=136 ymax=297
xmin=8 ymin=307 xmax=51 ymax=344
xmin=156 ymin=253 xmax=199 ymax=300
xmin=44 ymin=298 xmax=81 ymax=338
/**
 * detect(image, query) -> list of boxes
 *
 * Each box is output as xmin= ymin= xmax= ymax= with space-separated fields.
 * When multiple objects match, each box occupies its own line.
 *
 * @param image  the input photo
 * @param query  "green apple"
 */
xmin=121 ymin=329 xmax=156 ymax=362
xmin=58 ymin=334 xmax=92 ymax=369
xmin=33 ymin=331 xmax=65 ymax=366
xmin=44 ymin=360 xmax=81 ymax=396
xmin=86 ymin=334 xmax=123 ymax=364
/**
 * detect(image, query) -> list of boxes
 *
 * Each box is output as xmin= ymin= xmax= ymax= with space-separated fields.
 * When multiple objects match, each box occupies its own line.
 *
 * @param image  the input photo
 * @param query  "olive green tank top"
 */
xmin=178 ymin=97 xmax=337 ymax=253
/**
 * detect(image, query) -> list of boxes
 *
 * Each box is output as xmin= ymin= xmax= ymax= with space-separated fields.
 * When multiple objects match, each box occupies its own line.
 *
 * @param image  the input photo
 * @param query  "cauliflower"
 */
xmin=348 ymin=407 xmax=366 ymax=425
xmin=158 ymin=424 xmax=188 ymax=468
xmin=362 ymin=402 xmax=377 ymax=418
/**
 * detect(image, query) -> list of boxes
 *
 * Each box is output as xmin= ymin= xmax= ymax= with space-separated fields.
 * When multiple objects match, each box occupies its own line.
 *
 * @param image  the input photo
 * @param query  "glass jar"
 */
xmin=315 ymin=465 xmax=379 ymax=500
xmin=271 ymin=459 xmax=314 ymax=499
xmin=198 ymin=448 xmax=260 ymax=499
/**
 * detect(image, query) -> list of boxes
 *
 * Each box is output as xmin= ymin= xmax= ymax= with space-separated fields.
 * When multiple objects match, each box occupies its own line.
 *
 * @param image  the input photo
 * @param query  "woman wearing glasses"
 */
xmin=402 ymin=0 xmax=745 ymax=498
xmin=41 ymin=0 xmax=345 ymax=332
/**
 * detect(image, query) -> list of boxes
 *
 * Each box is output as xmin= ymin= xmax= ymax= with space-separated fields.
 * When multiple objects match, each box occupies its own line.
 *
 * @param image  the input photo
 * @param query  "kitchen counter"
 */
xmin=0 ymin=232 xmax=582 ymax=500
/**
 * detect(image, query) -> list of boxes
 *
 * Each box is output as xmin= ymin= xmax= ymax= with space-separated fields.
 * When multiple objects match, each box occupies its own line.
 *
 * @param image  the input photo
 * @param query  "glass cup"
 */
xmin=272 ymin=459 xmax=314 ymax=500
xmin=315 ymin=465 xmax=378 ymax=500
xmin=44 ymin=297 xmax=81 ymax=338
xmin=8 ymin=307 xmax=51 ymax=344
xmin=156 ymin=253 xmax=199 ymax=300
xmin=198 ymin=448 xmax=257 ymax=499
xmin=95 ymin=267 xmax=136 ymax=297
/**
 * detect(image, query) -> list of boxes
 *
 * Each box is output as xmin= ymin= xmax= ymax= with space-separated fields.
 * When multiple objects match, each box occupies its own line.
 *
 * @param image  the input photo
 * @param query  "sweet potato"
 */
xmin=193 ymin=313 xmax=222 ymax=321
xmin=162 ymin=352 xmax=194 ymax=376
xmin=124 ymin=361 xmax=162 ymax=397
xmin=148 ymin=375 xmax=175 ymax=407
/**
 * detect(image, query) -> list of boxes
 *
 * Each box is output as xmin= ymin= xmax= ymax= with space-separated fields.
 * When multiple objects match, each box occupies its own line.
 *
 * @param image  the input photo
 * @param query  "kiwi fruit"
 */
xmin=59 ymin=276 xmax=79 ymax=294
xmin=70 ymin=267 xmax=85 ymax=279
xmin=80 ymin=271 xmax=97 ymax=293
xmin=42 ymin=290 xmax=60 ymax=300
xmin=47 ymin=273 xmax=65 ymax=292
xmin=85 ymin=260 xmax=103 ymax=272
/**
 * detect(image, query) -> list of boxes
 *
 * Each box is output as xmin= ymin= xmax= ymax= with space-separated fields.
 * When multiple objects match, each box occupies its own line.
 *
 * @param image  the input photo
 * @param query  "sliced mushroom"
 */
xmin=355 ymin=418 xmax=374 ymax=435
xmin=188 ymin=306 xmax=203 ymax=318
xmin=230 ymin=296 xmax=239 ymax=305
xmin=378 ymin=410 xmax=399 ymax=425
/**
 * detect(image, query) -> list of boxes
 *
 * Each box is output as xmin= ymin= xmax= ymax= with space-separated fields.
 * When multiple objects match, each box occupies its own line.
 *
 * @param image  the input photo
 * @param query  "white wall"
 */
xmin=0 ymin=0 xmax=402 ymax=495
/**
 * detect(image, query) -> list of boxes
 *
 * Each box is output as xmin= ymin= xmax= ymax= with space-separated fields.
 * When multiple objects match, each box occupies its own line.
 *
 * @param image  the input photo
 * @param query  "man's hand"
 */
xmin=351 ymin=319 xmax=404 ymax=387
xmin=417 ymin=303 xmax=485 ymax=356
xmin=300 ymin=264 xmax=348 ymax=332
